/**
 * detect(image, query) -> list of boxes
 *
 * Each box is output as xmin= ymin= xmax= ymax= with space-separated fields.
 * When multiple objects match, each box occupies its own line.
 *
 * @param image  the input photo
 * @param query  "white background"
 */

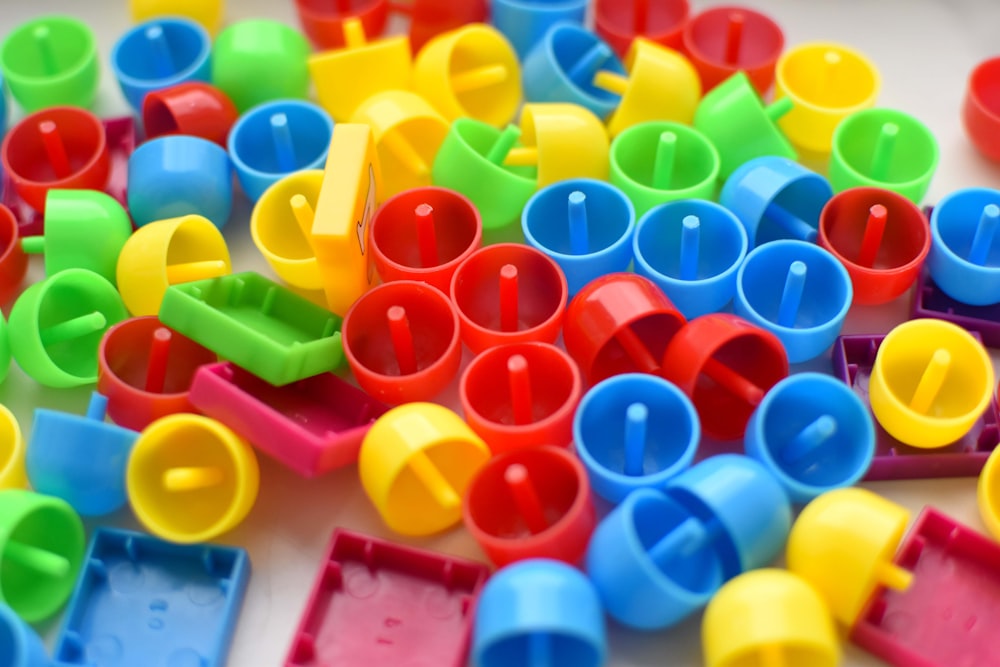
xmin=5 ymin=0 xmax=1000 ymax=665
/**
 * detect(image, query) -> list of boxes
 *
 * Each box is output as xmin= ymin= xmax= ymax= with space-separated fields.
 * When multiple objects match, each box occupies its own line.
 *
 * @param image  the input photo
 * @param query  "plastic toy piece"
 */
xmin=703 ymin=569 xmax=840 ymax=667
xmin=461 ymin=342 xmax=582 ymax=453
xmin=358 ymin=403 xmax=491 ymax=536
xmin=963 ymin=56 xmax=1000 ymax=161
xmin=229 ymin=100 xmax=334 ymax=203
xmin=522 ymin=23 xmax=626 ymax=120
xmin=522 ymin=179 xmax=636 ymax=296
xmin=98 ymin=317 xmax=216 ymax=431
xmin=492 ymin=0 xmax=588 ymax=59
xmin=117 ymin=214 xmax=232 ymax=316
xmin=927 ymin=188 xmax=1000 ymax=306
xmin=979 ymin=443 xmax=1000 ymax=540
xmin=285 ymin=528 xmax=489 ymax=667
xmin=413 ymin=24 xmax=522 ymax=127
xmin=342 ymin=280 xmax=462 ymax=405
xmin=693 ymin=71 xmax=796 ymax=179
xmin=212 ymin=20 xmax=311 ymax=113
xmin=310 ymin=123 xmax=382 ymax=317
xmin=158 ymin=272 xmax=345 ymax=387
xmin=190 ymin=362 xmax=388 ymax=478
xmin=788 ymin=487 xmax=912 ymax=628
xmin=587 ymin=455 xmax=791 ymax=630
xmin=662 ymin=313 xmax=788 ymax=441
xmin=1 ymin=107 xmax=110 ymax=214
xmin=0 ymin=316 xmax=10 ymax=386
xmin=634 ymin=199 xmax=748 ymax=318
xmin=293 ymin=0 xmax=388 ymax=50
xmin=26 ymin=393 xmax=138 ymax=517
xmin=402 ymin=0 xmax=489 ymax=53
xmin=682 ymin=6 xmax=784 ymax=95
xmin=515 ymin=103 xmax=610 ymax=187
xmin=142 ymin=82 xmax=239 ymax=147
xmin=110 ymin=17 xmax=211 ymax=112
xmin=127 ymin=414 xmax=259 ymax=544
xmin=595 ymin=0 xmax=689 ymax=57
xmin=853 ymin=508 xmax=1000 ymax=667
xmin=745 ymin=373 xmax=874 ymax=504
xmin=451 ymin=244 xmax=568 ymax=354
xmin=310 ymin=19 xmax=411 ymax=123
xmin=0 ymin=489 xmax=85 ymax=623
xmin=9 ymin=269 xmax=128 ymax=388
xmin=773 ymin=42 xmax=879 ymax=156
xmin=26 ymin=190 xmax=132 ymax=285
xmin=351 ymin=91 xmax=450 ymax=198
xmin=128 ymin=135 xmax=233 ymax=228
xmin=832 ymin=332 xmax=1000 ymax=481
xmin=818 ymin=187 xmax=931 ymax=305
xmin=473 ymin=559 xmax=605 ymax=667
xmin=464 ymin=446 xmax=596 ymax=566
xmin=370 ymin=186 xmax=482 ymax=293
xmin=574 ymin=373 xmax=699 ymax=503
xmin=251 ymin=170 xmax=324 ymax=291
xmin=130 ymin=0 xmax=224 ymax=34
xmin=563 ymin=272 xmax=686 ymax=384
xmin=830 ymin=108 xmax=939 ymax=204
xmin=868 ymin=319 xmax=993 ymax=450
xmin=610 ymin=121 xmax=720 ymax=217
xmin=0 ymin=16 xmax=99 ymax=111
xmin=735 ymin=240 xmax=853 ymax=363
xmin=0 ymin=405 xmax=25 ymax=490
xmin=721 ymin=156 xmax=833 ymax=247
xmin=0 ymin=601 xmax=49 ymax=667
xmin=54 ymin=527 xmax=249 ymax=667
xmin=433 ymin=120 xmax=538 ymax=244
xmin=0 ymin=205 xmax=28 ymax=306
xmin=913 ymin=270 xmax=1000 ymax=346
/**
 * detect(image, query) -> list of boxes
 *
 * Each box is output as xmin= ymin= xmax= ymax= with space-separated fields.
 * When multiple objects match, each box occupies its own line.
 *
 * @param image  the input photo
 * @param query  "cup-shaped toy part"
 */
xmin=963 ymin=56 xmax=1000 ymax=162
xmin=130 ymin=0 xmax=225 ymax=34
xmin=142 ymin=82 xmax=239 ymax=147
xmin=0 ymin=406 xmax=25 ymax=490
xmin=293 ymin=0 xmax=388 ymax=50
xmin=518 ymin=102 xmax=610 ymax=186
xmin=251 ymin=170 xmax=323 ymax=291
xmin=212 ymin=20 xmax=311 ymax=113
xmin=491 ymin=0 xmax=587 ymax=59
xmin=977 ymin=442 xmax=1000 ymax=541
xmin=927 ymin=187 xmax=1000 ymax=306
xmin=38 ymin=190 xmax=133 ymax=284
xmin=682 ymin=6 xmax=785 ymax=95
xmin=595 ymin=0 xmax=689 ymax=56
xmin=0 ymin=600 xmax=50 ymax=667
xmin=0 ymin=205 xmax=28 ymax=307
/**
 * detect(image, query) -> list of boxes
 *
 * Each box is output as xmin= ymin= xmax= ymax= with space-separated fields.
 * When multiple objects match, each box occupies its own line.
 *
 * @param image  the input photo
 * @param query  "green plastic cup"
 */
xmin=0 ymin=15 xmax=100 ymax=111
xmin=829 ymin=108 xmax=940 ymax=204
xmin=212 ymin=20 xmax=311 ymax=113
xmin=610 ymin=121 xmax=720 ymax=217
xmin=0 ymin=489 xmax=85 ymax=623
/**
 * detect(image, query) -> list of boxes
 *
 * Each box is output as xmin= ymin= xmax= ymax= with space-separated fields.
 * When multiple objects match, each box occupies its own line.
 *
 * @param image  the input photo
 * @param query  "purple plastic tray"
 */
xmin=833 ymin=333 xmax=1000 ymax=481
xmin=912 ymin=270 xmax=1000 ymax=348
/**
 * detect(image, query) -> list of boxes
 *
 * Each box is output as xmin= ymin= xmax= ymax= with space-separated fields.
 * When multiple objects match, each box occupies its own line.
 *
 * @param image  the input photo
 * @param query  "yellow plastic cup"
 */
xmin=130 ymin=0 xmax=224 ymax=35
xmin=359 ymin=403 xmax=490 ymax=536
xmin=703 ymin=569 xmax=840 ymax=667
xmin=0 ymin=405 xmax=25 ymax=490
xmin=774 ymin=42 xmax=880 ymax=154
xmin=978 ymin=445 xmax=1000 ymax=541
xmin=251 ymin=170 xmax=324 ymax=291
xmin=869 ymin=319 xmax=994 ymax=449
xmin=508 ymin=102 xmax=610 ymax=187
xmin=127 ymin=414 xmax=260 ymax=544
xmin=117 ymin=214 xmax=232 ymax=316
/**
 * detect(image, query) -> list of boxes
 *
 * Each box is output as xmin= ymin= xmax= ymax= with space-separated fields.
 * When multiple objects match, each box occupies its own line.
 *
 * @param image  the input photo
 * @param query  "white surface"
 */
xmin=4 ymin=0 xmax=1000 ymax=665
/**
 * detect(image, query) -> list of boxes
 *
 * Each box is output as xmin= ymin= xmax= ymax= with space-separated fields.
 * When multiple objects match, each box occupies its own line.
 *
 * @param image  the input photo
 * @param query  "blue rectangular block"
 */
xmin=53 ymin=527 xmax=250 ymax=667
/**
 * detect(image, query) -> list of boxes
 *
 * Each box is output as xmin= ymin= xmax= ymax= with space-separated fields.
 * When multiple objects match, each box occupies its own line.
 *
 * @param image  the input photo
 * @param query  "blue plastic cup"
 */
xmin=0 ymin=602 xmax=49 ymax=667
xmin=928 ymin=187 xmax=1000 ymax=306
xmin=492 ymin=0 xmax=589 ymax=60
xmin=111 ymin=17 xmax=211 ymax=112
xmin=128 ymin=135 xmax=233 ymax=228
xmin=634 ymin=199 xmax=748 ymax=318
xmin=228 ymin=100 xmax=334 ymax=203
xmin=522 ymin=178 xmax=635 ymax=295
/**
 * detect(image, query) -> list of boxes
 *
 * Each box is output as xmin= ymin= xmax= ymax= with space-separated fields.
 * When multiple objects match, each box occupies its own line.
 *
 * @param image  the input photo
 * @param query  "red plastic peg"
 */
xmin=681 ymin=6 xmax=784 ymax=94
xmin=293 ymin=0 xmax=389 ymax=49
xmin=595 ymin=0 xmax=690 ymax=57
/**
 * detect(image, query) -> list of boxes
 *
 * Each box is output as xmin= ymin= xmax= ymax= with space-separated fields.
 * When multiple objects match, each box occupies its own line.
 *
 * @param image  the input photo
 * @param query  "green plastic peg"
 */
xmin=212 ymin=20 xmax=311 ymax=113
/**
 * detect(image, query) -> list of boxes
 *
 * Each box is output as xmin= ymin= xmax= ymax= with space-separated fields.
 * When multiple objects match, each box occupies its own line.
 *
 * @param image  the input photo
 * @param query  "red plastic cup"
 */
xmin=371 ymin=186 xmax=482 ymax=294
xmin=963 ymin=56 xmax=1000 ymax=162
xmin=662 ymin=312 xmax=788 ymax=441
xmin=293 ymin=0 xmax=389 ymax=49
xmin=563 ymin=273 xmax=686 ymax=385
xmin=681 ymin=5 xmax=784 ymax=95
xmin=1 ymin=107 xmax=110 ymax=213
xmin=142 ymin=82 xmax=239 ymax=147
xmin=463 ymin=445 xmax=597 ymax=567
xmin=97 ymin=316 xmax=218 ymax=431
xmin=818 ymin=187 xmax=931 ymax=306
xmin=451 ymin=244 xmax=568 ymax=354
xmin=595 ymin=0 xmax=690 ymax=57
xmin=0 ymin=205 xmax=28 ymax=306
xmin=460 ymin=342 xmax=582 ymax=454
xmin=405 ymin=0 xmax=488 ymax=52
xmin=342 ymin=279 xmax=462 ymax=405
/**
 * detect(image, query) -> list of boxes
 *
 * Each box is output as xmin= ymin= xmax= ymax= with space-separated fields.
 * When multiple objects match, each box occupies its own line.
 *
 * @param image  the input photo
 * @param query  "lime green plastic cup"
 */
xmin=212 ymin=20 xmax=311 ymax=113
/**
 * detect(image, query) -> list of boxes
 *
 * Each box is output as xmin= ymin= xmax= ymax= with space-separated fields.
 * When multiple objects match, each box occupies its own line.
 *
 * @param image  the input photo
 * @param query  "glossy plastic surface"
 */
xmin=250 ymin=170 xmax=323 ymax=290
xmin=142 ymin=82 xmax=239 ymax=147
xmin=682 ymin=6 xmax=784 ymax=94
xmin=492 ymin=0 xmax=587 ymax=59
xmin=595 ymin=0 xmax=689 ymax=57
xmin=928 ymin=187 xmax=1000 ymax=306
xmin=0 ymin=601 xmax=48 ymax=667
xmin=0 ymin=405 xmax=25 ymax=491
xmin=963 ymin=56 xmax=1000 ymax=161
xmin=518 ymin=102 xmax=610 ymax=187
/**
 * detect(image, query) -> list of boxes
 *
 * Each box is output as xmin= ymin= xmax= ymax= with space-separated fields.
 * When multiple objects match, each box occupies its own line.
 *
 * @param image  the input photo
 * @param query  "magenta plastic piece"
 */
xmin=911 ymin=270 xmax=1000 ymax=348
xmin=188 ymin=362 xmax=389 ymax=478
xmin=2 ymin=116 xmax=136 ymax=237
xmin=832 ymin=333 xmax=1000 ymax=480
xmin=853 ymin=507 xmax=1000 ymax=666
xmin=284 ymin=528 xmax=490 ymax=667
